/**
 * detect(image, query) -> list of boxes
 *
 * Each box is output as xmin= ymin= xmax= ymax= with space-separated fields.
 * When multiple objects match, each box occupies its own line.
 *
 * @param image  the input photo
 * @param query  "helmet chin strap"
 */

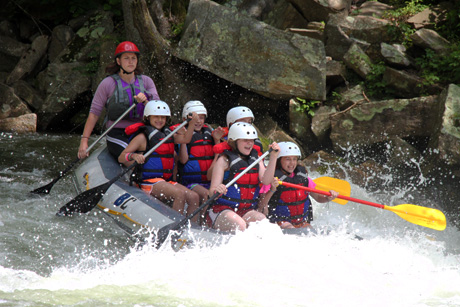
xmin=120 ymin=66 xmax=134 ymax=74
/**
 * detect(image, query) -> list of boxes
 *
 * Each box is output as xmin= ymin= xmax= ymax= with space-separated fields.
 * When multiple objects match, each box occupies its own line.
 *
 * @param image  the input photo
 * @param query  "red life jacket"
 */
xmin=213 ymin=149 xmax=260 ymax=213
xmin=178 ymin=124 xmax=215 ymax=185
xmin=268 ymin=166 xmax=313 ymax=225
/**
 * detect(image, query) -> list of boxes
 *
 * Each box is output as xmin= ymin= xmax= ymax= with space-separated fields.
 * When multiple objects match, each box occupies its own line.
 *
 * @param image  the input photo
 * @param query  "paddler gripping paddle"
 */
xmin=279 ymin=180 xmax=447 ymax=231
xmin=155 ymin=148 xmax=274 ymax=249
xmin=31 ymin=103 xmax=140 ymax=195
xmin=56 ymin=118 xmax=191 ymax=216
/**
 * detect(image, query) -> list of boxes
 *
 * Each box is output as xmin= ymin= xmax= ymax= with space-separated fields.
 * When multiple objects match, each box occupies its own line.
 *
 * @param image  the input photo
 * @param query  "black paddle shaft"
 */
xmin=56 ymin=119 xmax=191 ymax=216
xmin=155 ymin=148 xmax=273 ymax=248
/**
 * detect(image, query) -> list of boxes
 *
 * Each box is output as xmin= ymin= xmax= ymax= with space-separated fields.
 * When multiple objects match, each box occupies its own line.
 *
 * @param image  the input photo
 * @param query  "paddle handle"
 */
xmin=278 ymin=181 xmax=385 ymax=210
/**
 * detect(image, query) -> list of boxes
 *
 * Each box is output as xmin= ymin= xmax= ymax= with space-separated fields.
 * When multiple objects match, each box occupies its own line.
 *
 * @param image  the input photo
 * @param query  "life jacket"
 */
xmin=178 ymin=124 xmax=215 ymax=185
xmin=137 ymin=125 xmax=175 ymax=181
xmin=106 ymin=74 xmax=147 ymax=121
xmin=268 ymin=166 xmax=313 ymax=225
xmin=214 ymin=149 xmax=260 ymax=212
xmin=213 ymin=138 xmax=263 ymax=156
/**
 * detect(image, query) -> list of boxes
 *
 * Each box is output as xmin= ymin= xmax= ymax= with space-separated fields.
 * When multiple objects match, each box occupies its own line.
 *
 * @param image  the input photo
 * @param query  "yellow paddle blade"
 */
xmin=384 ymin=204 xmax=447 ymax=231
xmin=313 ymin=177 xmax=351 ymax=205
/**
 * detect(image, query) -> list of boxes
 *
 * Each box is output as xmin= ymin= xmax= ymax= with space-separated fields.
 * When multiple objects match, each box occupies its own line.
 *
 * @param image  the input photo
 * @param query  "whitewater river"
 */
xmin=1 ymin=133 xmax=460 ymax=306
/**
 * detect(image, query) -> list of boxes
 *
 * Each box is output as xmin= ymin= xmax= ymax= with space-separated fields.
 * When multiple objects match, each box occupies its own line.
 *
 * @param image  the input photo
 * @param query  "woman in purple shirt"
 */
xmin=78 ymin=41 xmax=160 ymax=160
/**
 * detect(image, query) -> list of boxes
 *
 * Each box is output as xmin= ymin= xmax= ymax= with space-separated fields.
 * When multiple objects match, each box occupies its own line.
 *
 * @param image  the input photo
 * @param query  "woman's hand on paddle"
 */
xmin=78 ymin=140 xmax=89 ymax=159
xmin=134 ymin=93 xmax=147 ymax=104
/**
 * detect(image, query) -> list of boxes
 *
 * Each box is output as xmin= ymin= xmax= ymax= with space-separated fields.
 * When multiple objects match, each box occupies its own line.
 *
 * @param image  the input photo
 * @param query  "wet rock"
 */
xmin=0 ymin=83 xmax=32 ymax=119
xmin=380 ymin=43 xmax=411 ymax=68
xmin=6 ymin=35 xmax=49 ymax=85
xmin=330 ymin=95 xmax=439 ymax=153
xmin=289 ymin=0 xmax=351 ymax=22
xmin=36 ymin=62 xmax=92 ymax=130
xmin=343 ymin=43 xmax=372 ymax=79
xmin=311 ymin=105 xmax=336 ymax=143
xmin=288 ymin=99 xmax=319 ymax=151
xmin=353 ymin=1 xmax=392 ymax=18
xmin=383 ymin=67 xmax=442 ymax=98
xmin=410 ymin=28 xmax=450 ymax=56
xmin=49 ymin=25 xmax=75 ymax=62
xmin=428 ymin=84 xmax=460 ymax=166
xmin=326 ymin=58 xmax=347 ymax=89
xmin=263 ymin=0 xmax=309 ymax=30
xmin=176 ymin=0 xmax=326 ymax=100
xmin=0 ymin=113 xmax=36 ymax=133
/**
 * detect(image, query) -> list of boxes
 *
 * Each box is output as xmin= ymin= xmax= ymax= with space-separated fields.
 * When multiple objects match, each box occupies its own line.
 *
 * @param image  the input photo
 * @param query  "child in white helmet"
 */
xmin=118 ymin=100 xmax=203 ymax=223
xmin=175 ymin=101 xmax=225 ymax=222
xmin=207 ymin=122 xmax=280 ymax=232
xmin=258 ymin=141 xmax=338 ymax=229
xmin=213 ymin=106 xmax=264 ymax=155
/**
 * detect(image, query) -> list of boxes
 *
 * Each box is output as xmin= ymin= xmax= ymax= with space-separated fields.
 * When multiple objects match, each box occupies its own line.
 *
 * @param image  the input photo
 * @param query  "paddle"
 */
xmin=31 ymin=103 xmax=139 ymax=195
xmin=155 ymin=148 xmax=274 ymax=249
xmin=278 ymin=181 xmax=447 ymax=231
xmin=312 ymin=176 xmax=350 ymax=205
xmin=56 ymin=118 xmax=190 ymax=216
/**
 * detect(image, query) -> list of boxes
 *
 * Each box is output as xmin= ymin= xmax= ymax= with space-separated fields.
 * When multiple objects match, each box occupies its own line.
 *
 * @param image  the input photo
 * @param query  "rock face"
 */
xmin=176 ymin=0 xmax=326 ymax=100
xmin=0 ymin=113 xmax=36 ymax=133
xmin=330 ymin=96 xmax=439 ymax=152
xmin=429 ymin=84 xmax=460 ymax=166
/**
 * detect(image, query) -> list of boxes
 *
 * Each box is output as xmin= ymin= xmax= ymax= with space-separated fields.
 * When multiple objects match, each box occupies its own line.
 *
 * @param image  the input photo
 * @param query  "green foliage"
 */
xmin=364 ymin=62 xmax=389 ymax=98
xmin=416 ymin=44 xmax=460 ymax=86
xmin=294 ymin=98 xmax=320 ymax=117
xmin=385 ymin=0 xmax=428 ymax=20
xmin=172 ymin=22 xmax=184 ymax=37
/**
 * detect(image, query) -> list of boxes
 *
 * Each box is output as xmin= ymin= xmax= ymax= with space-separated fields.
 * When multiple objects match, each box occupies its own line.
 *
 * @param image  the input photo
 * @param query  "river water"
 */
xmin=1 ymin=132 xmax=460 ymax=307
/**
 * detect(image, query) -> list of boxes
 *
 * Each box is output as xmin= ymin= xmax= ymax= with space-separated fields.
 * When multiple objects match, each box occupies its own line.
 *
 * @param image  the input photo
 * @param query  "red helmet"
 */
xmin=114 ymin=41 xmax=140 ymax=57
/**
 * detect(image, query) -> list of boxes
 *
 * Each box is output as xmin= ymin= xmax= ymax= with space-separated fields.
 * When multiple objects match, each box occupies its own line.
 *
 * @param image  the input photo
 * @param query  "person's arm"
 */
xmin=310 ymin=190 xmax=339 ymax=203
xmin=118 ymin=133 xmax=147 ymax=167
xmin=211 ymin=126 xmax=225 ymax=145
xmin=142 ymin=75 xmax=160 ymax=100
xmin=78 ymin=113 xmax=99 ymax=159
xmin=260 ymin=142 xmax=280 ymax=185
xmin=174 ymin=112 xmax=199 ymax=144
xmin=257 ymin=178 xmax=278 ymax=215
xmin=178 ymin=143 xmax=189 ymax=164
xmin=209 ymin=155 xmax=229 ymax=197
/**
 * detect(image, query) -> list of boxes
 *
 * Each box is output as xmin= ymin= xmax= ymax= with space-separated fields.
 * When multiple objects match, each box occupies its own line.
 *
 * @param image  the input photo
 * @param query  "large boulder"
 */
xmin=36 ymin=62 xmax=92 ymax=130
xmin=330 ymin=95 xmax=439 ymax=152
xmin=428 ymin=84 xmax=460 ymax=166
xmin=0 ymin=83 xmax=32 ymax=120
xmin=288 ymin=0 xmax=351 ymax=22
xmin=176 ymin=0 xmax=326 ymax=100
xmin=0 ymin=113 xmax=37 ymax=133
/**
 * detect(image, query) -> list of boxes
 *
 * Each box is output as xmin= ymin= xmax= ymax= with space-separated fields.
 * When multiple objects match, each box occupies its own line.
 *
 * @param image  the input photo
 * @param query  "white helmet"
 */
xmin=228 ymin=122 xmax=258 ymax=140
xmin=144 ymin=100 xmax=171 ymax=117
xmin=226 ymin=106 xmax=254 ymax=127
xmin=182 ymin=100 xmax=207 ymax=118
xmin=278 ymin=142 xmax=301 ymax=158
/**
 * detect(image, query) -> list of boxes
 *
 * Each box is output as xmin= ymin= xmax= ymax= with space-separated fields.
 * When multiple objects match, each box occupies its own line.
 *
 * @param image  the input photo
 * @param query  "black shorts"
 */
xmin=106 ymin=128 xmax=129 ymax=160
